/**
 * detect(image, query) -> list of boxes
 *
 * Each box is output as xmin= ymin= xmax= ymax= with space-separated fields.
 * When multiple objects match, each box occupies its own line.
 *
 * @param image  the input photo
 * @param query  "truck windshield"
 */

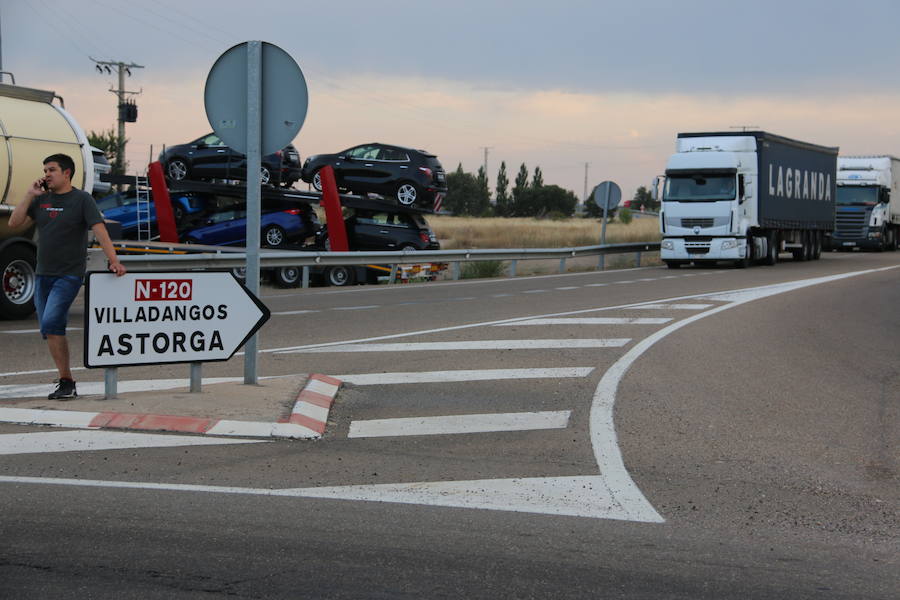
xmin=664 ymin=175 xmax=735 ymax=201
xmin=836 ymin=186 xmax=878 ymax=205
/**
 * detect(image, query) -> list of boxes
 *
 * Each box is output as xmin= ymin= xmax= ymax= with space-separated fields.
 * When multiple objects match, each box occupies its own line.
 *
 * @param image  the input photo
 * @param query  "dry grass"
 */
xmin=430 ymin=215 xmax=661 ymax=249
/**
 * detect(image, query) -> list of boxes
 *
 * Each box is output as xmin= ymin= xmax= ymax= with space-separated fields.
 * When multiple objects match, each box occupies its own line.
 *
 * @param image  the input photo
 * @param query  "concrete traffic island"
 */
xmin=0 ymin=374 xmax=341 ymax=439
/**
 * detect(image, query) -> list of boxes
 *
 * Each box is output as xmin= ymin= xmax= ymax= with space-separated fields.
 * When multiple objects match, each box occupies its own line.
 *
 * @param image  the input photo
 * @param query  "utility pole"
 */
xmin=583 ymin=162 xmax=589 ymax=206
xmin=91 ymin=58 xmax=144 ymax=176
xmin=480 ymin=146 xmax=492 ymax=183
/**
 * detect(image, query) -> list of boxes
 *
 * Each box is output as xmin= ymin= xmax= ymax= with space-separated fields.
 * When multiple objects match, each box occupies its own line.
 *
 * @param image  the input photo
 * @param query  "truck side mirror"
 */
xmin=651 ymin=177 xmax=659 ymax=201
xmin=738 ymin=174 xmax=746 ymax=203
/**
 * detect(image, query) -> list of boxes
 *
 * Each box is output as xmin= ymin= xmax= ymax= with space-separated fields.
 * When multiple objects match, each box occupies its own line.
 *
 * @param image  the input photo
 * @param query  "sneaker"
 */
xmin=48 ymin=378 xmax=77 ymax=400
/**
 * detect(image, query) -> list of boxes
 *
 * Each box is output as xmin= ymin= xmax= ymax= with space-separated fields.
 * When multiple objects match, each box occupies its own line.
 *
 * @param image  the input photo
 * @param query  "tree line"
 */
xmin=443 ymin=161 xmax=659 ymax=218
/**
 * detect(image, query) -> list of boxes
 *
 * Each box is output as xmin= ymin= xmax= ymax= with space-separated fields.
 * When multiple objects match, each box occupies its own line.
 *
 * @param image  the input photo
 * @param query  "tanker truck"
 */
xmin=0 ymin=81 xmax=94 ymax=319
xmin=827 ymin=155 xmax=900 ymax=251
xmin=659 ymin=131 xmax=837 ymax=268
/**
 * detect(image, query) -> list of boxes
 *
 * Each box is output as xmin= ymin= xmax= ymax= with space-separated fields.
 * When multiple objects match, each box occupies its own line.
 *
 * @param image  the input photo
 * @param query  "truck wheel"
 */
xmin=813 ymin=232 xmax=822 ymax=259
xmin=274 ymin=266 xmax=301 ymax=288
xmin=325 ymin=265 xmax=355 ymax=286
xmin=664 ymin=260 xmax=682 ymax=269
xmin=888 ymin=228 xmax=898 ymax=251
xmin=735 ymin=236 xmax=752 ymax=268
xmin=876 ymin=227 xmax=888 ymax=252
xmin=0 ymin=244 xmax=37 ymax=320
xmin=761 ymin=232 xmax=778 ymax=265
xmin=792 ymin=234 xmax=806 ymax=261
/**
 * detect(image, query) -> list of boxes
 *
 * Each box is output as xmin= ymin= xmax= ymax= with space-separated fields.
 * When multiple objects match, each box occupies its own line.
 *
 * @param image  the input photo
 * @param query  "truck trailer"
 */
xmin=828 ymin=155 xmax=900 ymax=251
xmin=0 ymin=82 xmax=94 ymax=319
xmin=659 ymin=131 xmax=837 ymax=268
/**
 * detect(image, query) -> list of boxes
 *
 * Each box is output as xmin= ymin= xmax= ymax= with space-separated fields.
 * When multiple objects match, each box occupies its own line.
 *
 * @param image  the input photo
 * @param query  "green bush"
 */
xmin=461 ymin=260 xmax=506 ymax=279
xmin=618 ymin=207 xmax=633 ymax=224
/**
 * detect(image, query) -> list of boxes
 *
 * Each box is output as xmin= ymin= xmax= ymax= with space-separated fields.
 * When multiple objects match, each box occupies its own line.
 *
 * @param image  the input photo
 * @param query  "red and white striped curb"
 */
xmin=278 ymin=374 xmax=342 ymax=434
xmin=0 ymin=374 xmax=342 ymax=440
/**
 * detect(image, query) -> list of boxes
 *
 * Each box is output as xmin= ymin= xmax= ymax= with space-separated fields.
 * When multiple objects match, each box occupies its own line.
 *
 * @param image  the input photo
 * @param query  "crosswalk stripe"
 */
xmin=496 ymin=318 xmax=671 ymax=326
xmin=348 ymin=410 xmax=571 ymax=438
xmin=279 ymin=339 xmax=630 ymax=354
xmin=0 ymin=430 xmax=261 ymax=455
xmin=630 ymin=303 xmax=714 ymax=310
xmin=337 ymin=367 xmax=594 ymax=386
xmin=1 ymin=328 xmax=82 ymax=334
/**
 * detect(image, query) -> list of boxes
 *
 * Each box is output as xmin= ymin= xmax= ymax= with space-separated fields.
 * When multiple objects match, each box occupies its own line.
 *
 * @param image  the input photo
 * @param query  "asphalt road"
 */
xmin=1 ymin=252 xmax=898 ymax=598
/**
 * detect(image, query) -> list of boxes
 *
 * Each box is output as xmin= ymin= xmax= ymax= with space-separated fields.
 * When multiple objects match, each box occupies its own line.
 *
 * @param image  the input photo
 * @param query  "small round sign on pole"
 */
xmin=592 ymin=180 xmax=622 ymax=270
xmin=204 ymin=41 xmax=308 ymax=155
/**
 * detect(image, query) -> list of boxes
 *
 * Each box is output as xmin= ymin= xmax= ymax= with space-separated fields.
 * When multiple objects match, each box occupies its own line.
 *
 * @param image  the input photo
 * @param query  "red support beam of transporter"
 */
xmin=319 ymin=165 xmax=349 ymax=252
xmin=147 ymin=161 xmax=179 ymax=243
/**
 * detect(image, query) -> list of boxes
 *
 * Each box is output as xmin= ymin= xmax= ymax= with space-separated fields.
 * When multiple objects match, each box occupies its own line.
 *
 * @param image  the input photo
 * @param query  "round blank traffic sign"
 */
xmin=593 ymin=181 xmax=622 ymax=211
xmin=204 ymin=41 xmax=308 ymax=156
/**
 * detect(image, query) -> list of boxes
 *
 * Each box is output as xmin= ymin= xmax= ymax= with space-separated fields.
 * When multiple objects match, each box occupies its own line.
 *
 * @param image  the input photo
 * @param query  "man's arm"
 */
xmin=8 ymin=178 xmax=43 ymax=229
xmin=91 ymin=222 xmax=127 ymax=276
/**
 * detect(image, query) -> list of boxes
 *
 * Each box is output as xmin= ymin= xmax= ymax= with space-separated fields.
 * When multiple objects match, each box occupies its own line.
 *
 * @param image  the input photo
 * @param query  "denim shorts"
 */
xmin=34 ymin=275 xmax=83 ymax=337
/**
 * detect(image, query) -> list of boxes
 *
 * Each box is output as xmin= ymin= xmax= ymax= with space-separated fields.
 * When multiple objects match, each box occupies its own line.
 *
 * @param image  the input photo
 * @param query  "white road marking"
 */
xmin=337 ymin=367 xmax=594 ymax=386
xmin=631 ymin=303 xmax=714 ymax=310
xmin=0 ymin=475 xmax=659 ymax=522
xmin=555 ymin=286 xmax=580 ymax=290
xmin=522 ymin=289 xmax=547 ymax=294
xmin=585 ymin=283 xmax=607 ymax=287
xmin=332 ymin=305 xmax=380 ymax=311
xmin=0 ymin=430 xmax=261 ymax=455
xmin=0 ymin=375 xmax=292 ymax=400
xmin=272 ymin=310 xmax=319 ymax=315
xmin=279 ymin=339 xmax=630 ymax=354
xmin=1 ymin=327 xmax=82 ymax=334
xmin=348 ymin=410 xmax=571 ymax=438
xmin=491 ymin=293 xmax=513 ymax=298
xmin=496 ymin=318 xmax=671 ymax=326
xmin=589 ymin=264 xmax=900 ymax=523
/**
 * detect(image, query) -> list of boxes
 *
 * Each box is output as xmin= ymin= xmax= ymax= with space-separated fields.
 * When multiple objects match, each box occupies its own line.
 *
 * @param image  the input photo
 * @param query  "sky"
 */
xmin=4 ymin=0 xmax=900 ymax=203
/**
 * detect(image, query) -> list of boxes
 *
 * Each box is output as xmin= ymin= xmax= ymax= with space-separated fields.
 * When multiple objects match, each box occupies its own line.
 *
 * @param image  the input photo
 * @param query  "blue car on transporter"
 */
xmin=96 ymin=190 xmax=207 ymax=237
xmin=180 ymin=207 xmax=318 ymax=248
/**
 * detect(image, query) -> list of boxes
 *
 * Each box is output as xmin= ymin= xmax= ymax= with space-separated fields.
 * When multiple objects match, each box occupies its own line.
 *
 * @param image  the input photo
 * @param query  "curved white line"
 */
xmin=590 ymin=265 xmax=900 ymax=523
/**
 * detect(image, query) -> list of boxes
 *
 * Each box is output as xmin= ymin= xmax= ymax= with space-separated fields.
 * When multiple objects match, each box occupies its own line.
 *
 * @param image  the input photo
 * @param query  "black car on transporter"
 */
xmin=159 ymin=133 xmax=302 ymax=187
xmin=300 ymin=143 xmax=447 ymax=207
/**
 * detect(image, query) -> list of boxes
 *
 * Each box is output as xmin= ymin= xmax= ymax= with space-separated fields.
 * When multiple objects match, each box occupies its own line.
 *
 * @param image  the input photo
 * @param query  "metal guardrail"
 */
xmin=89 ymin=241 xmax=661 ymax=281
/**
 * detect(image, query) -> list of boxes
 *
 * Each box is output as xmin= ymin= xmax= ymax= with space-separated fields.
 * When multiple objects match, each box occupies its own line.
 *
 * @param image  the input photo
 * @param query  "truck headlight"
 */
xmin=720 ymin=239 xmax=741 ymax=250
xmin=661 ymin=240 xmax=675 ymax=250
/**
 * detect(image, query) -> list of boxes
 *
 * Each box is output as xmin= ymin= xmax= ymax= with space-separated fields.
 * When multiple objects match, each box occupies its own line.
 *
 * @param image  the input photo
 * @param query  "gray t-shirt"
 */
xmin=27 ymin=188 xmax=104 ymax=277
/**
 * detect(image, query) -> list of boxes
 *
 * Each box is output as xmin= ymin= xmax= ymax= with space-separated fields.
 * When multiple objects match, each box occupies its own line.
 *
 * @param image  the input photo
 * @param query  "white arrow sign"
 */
xmin=84 ymin=272 xmax=270 ymax=368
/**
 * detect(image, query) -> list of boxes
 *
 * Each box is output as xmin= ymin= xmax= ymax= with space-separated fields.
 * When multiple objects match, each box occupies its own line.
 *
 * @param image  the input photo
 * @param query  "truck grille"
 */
xmin=681 ymin=218 xmax=714 ymax=229
xmin=684 ymin=240 xmax=711 ymax=254
xmin=834 ymin=210 xmax=867 ymax=238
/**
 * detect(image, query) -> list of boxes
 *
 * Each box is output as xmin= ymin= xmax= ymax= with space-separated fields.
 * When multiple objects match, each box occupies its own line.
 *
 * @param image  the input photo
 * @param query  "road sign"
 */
xmin=84 ymin=272 xmax=270 ymax=368
xmin=204 ymin=41 xmax=308 ymax=156
xmin=593 ymin=181 xmax=622 ymax=212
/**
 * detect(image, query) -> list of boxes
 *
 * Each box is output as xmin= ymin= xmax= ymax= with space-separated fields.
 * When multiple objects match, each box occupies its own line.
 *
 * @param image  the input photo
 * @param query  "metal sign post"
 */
xmin=204 ymin=41 xmax=308 ymax=385
xmin=244 ymin=41 xmax=262 ymax=384
xmin=593 ymin=181 xmax=621 ymax=270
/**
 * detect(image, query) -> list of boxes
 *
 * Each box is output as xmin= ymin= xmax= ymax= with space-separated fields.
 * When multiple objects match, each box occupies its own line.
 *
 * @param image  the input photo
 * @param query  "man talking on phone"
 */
xmin=8 ymin=153 xmax=126 ymax=399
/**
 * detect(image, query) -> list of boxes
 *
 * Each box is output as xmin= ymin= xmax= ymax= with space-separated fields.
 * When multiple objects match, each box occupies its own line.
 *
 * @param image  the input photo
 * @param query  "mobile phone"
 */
xmin=40 ymin=179 xmax=48 ymax=192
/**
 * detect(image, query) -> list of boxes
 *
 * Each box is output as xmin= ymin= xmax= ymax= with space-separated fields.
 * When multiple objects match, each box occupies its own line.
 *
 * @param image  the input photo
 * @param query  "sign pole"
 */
xmin=600 ymin=185 xmax=610 ymax=270
xmin=244 ymin=41 xmax=262 ymax=385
